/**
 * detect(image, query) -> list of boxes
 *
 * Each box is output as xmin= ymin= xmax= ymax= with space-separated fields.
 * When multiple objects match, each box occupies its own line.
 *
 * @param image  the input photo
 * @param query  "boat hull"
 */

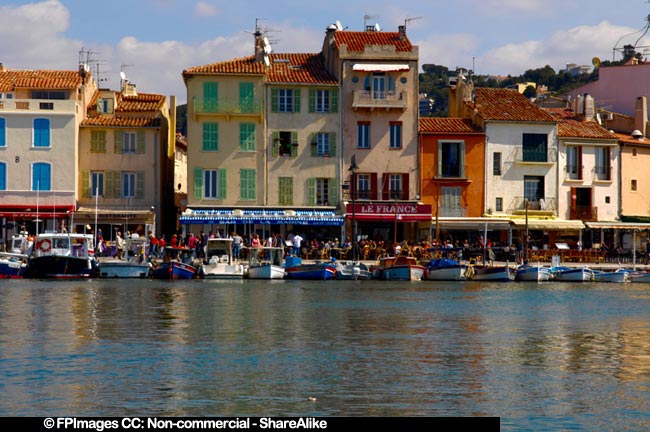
xmin=24 ymin=256 xmax=96 ymax=279
xmin=592 ymin=270 xmax=630 ymax=283
xmin=152 ymin=262 xmax=197 ymax=280
xmin=285 ymin=264 xmax=336 ymax=280
xmin=425 ymin=266 xmax=465 ymax=281
xmin=375 ymin=264 xmax=425 ymax=281
xmin=336 ymin=262 xmax=372 ymax=280
xmin=469 ymin=265 xmax=512 ymax=282
xmin=553 ymin=267 xmax=594 ymax=282
xmin=515 ymin=265 xmax=552 ymax=282
xmin=99 ymin=261 xmax=151 ymax=278
xmin=628 ymin=271 xmax=650 ymax=283
xmin=0 ymin=256 xmax=27 ymax=278
xmin=200 ymin=263 xmax=246 ymax=279
xmin=247 ymin=264 xmax=285 ymax=279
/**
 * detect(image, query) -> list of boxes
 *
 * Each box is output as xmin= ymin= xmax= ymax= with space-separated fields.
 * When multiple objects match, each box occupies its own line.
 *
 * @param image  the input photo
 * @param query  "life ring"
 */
xmin=37 ymin=238 xmax=52 ymax=253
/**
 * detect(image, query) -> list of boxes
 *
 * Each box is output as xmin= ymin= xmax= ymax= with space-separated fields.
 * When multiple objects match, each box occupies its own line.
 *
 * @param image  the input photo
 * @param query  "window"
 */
xmin=122 ymin=132 xmax=136 ymax=153
xmin=278 ymin=177 xmax=293 ymax=205
xmin=389 ymin=174 xmax=402 ymax=200
xmin=239 ymin=123 xmax=256 ymax=152
xmin=33 ymin=118 xmax=50 ymax=147
xmin=496 ymin=197 xmax=503 ymax=212
xmin=122 ymin=172 xmax=136 ymax=198
xmin=91 ymin=130 xmax=106 ymax=153
xmin=309 ymin=89 xmax=338 ymax=113
xmin=0 ymin=118 xmax=5 ymax=147
xmin=0 ymin=162 xmax=5 ymax=190
xmin=524 ymin=176 xmax=545 ymax=203
xmin=203 ymin=169 xmax=219 ymax=199
xmin=91 ymin=172 xmax=104 ymax=197
xmin=566 ymin=146 xmax=582 ymax=180
xmin=202 ymin=122 xmax=219 ymax=151
xmin=32 ymin=162 xmax=51 ymax=191
xmin=357 ymin=122 xmax=370 ymax=149
xmin=440 ymin=187 xmax=463 ymax=217
xmin=595 ymin=147 xmax=611 ymax=180
xmin=605 ymin=196 xmax=611 ymax=204
xmin=389 ymin=122 xmax=402 ymax=149
xmin=272 ymin=131 xmax=297 ymax=157
xmin=240 ymin=169 xmax=256 ymax=200
xmin=633 ymin=148 xmax=638 ymax=157
xmin=195 ymin=168 xmax=226 ymax=200
xmin=632 ymin=179 xmax=638 ymax=191
xmin=316 ymin=178 xmax=330 ymax=205
xmin=31 ymin=90 xmax=66 ymax=100
xmin=493 ymin=152 xmax=501 ymax=175
xmin=357 ymin=174 xmax=370 ymax=200
xmin=310 ymin=132 xmax=336 ymax=157
xmin=372 ymin=73 xmax=386 ymax=99
xmin=272 ymin=88 xmax=300 ymax=113
xmin=439 ymin=141 xmax=464 ymax=177
xmin=522 ymin=133 xmax=548 ymax=162
xmin=239 ymin=82 xmax=255 ymax=113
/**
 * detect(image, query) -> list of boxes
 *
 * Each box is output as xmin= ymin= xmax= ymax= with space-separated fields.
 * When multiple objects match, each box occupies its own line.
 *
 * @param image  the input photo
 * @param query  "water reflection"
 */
xmin=0 ymin=280 xmax=650 ymax=428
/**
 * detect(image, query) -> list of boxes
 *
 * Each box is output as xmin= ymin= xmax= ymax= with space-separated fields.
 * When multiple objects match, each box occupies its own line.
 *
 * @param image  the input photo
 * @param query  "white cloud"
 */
xmin=194 ymin=1 xmax=218 ymax=17
xmin=416 ymin=33 xmax=482 ymax=72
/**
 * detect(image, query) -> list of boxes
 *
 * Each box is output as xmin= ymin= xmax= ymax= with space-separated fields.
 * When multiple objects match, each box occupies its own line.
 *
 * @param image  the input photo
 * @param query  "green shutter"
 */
xmin=136 ymin=171 xmax=145 ymax=198
xmin=202 ymin=122 xmax=219 ymax=151
xmin=194 ymin=167 xmax=203 ymax=199
xmin=291 ymin=131 xmax=298 ymax=157
xmin=331 ymin=89 xmax=338 ymax=113
xmin=329 ymin=132 xmax=336 ymax=157
xmin=114 ymin=130 xmax=123 ymax=154
xmin=437 ymin=145 xmax=442 ymax=177
xmin=329 ymin=178 xmax=339 ymax=206
xmin=113 ymin=171 xmax=122 ymax=198
xmin=105 ymin=171 xmax=113 ymax=198
xmin=239 ymin=82 xmax=254 ymax=112
xmin=272 ymin=131 xmax=279 ymax=157
xmin=271 ymin=88 xmax=279 ymax=112
xmin=279 ymin=177 xmax=293 ymax=205
xmin=309 ymin=89 xmax=315 ymax=113
xmin=218 ymin=168 xmax=227 ymax=200
xmin=203 ymin=82 xmax=218 ymax=112
xmin=293 ymin=89 xmax=301 ymax=112
xmin=82 ymin=170 xmax=90 ymax=198
xmin=137 ymin=131 xmax=145 ymax=154
xmin=460 ymin=142 xmax=465 ymax=178
xmin=310 ymin=133 xmax=317 ymax=157
xmin=307 ymin=178 xmax=316 ymax=205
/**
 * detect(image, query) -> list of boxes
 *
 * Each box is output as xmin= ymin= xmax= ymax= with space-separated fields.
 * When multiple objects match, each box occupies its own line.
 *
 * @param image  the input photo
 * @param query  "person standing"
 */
xmin=292 ymin=232 xmax=303 ymax=257
xmin=116 ymin=231 xmax=125 ymax=260
xmin=232 ymin=232 xmax=243 ymax=260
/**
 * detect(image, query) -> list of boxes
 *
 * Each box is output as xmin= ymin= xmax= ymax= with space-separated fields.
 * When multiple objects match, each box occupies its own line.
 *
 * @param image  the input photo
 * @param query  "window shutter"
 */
xmin=577 ymin=146 xmax=583 ymax=180
xmin=382 ymin=173 xmax=389 ymax=200
xmin=271 ymin=89 xmax=279 ymax=112
xmin=310 ymin=133 xmax=317 ymax=157
xmin=363 ymin=75 xmax=370 ymax=91
xmin=82 ymin=170 xmax=90 ymax=198
xmin=0 ymin=118 xmax=5 ymax=147
xmin=401 ymin=173 xmax=409 ymax=200
xmin=136 ymin=171 xmax=145 ymax=199
xmin=137 ymin=131 xmax=145 ymax=154
xmin=437 ymin=144 xmax=442 ymax=177
xmin=218 ymin=168 xmax=227 ymax=200
xmin=371 ymin=173 xmax=378 ymax=200
xmin=329 ymin=133 xmax=336 ymax=157
xmin=329 ymin=178 xmax=339 ymax=206
xmin=113 ymin=171 xmax=122 ymax=198
xmin=194 ymin=167 xmax=203 ymax=199
xmin=309 ymin=89 xmax=315 ymax=113
xmin=459 ymin=142 xmax=465 ymax=177
xmin=272 ymin=131 xmax=279 ymax=157
xmin=291 ymin=131 xmax=298 ymax=157
xmin=105 ymin=171 xmax=113 ymax=198
xmin=331 ymin=89 xmax=338 ymax=113
xmin=293 ymin=89 xmax=301 ymax=112
xmin=114 ymin=130 xmax=123 ymax=154
xmin=307 ymin=178 xmax=316 ymax=205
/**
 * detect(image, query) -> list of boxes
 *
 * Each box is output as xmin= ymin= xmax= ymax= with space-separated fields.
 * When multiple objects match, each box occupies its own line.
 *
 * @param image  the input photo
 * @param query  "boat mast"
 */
xmin=524 ymin=199 xmax=529 ymax=265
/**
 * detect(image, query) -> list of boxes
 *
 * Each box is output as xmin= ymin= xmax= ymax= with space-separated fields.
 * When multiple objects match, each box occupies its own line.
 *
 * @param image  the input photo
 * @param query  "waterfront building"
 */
xmin=75 ymin=81 xmax=175 ymax=240
xmin=0 ymin=64 xmax=96 ymax=243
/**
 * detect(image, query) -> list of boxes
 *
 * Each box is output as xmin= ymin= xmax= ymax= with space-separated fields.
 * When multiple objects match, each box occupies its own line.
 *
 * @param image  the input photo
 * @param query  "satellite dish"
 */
xmin=592 ymin=57 xmax=601 ymax=68
xmin=120 ymin=71 xmax=127 ymax=80
xmin=374 ymin=23 xmax=381 ymax=31
xmin=263 ymin=36 xmax=272 ymax=54
xmin=264 ymin=55 xmax=270 ymax=67
xmin=83 ymin=63 xmax=90 ymax=73
xmin=335 ymin=20 xmax=343 ymax=30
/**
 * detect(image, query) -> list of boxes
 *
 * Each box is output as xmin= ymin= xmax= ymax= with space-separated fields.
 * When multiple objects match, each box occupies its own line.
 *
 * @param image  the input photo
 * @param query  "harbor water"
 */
xmin=2 ymin=278 xmax=650 ymax=430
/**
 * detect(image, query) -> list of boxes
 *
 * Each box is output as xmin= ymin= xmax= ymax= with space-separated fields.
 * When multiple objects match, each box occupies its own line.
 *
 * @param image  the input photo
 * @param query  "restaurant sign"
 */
xmin=346 ymin=203 xmax=433 ymax=222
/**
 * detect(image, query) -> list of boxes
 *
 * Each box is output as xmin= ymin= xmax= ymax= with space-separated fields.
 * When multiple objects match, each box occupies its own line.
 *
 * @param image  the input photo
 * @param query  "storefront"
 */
xmin=345 ymin=202 xmax=432 ymax=244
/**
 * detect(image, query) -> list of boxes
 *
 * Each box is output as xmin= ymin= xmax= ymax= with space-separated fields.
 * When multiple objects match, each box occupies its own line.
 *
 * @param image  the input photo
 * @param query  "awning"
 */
xmin=585 ymin=221 xmax=650 ymax=230
xmin=352 ymin=64 xmax=410 ymax=72
xmin=511 ymin=219 xmax=585 ymax=230
xmin=433 ymin=217 xmax=512 ymax=230
xmin=180 ymin=209 xmax=344 ymax=226
xmin=74 ymin=207 xmax=154 ymax=222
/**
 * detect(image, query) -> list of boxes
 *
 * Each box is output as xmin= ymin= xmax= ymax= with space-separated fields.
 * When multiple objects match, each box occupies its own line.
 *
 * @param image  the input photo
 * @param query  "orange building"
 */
xmin=419 ymin=117 xmax=485 ymax=219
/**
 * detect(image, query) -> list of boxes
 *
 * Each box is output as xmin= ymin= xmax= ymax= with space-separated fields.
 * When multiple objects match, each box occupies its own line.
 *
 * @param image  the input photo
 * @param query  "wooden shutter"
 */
xmin=401 ymin=173 xmax=409 ymax=200
xmin=293 ymin=89 xmax=301 ymax=112
xmin=307 ymin=178 xmax=316 ymax=205
xmin=136 ymin=172 xmax=145 ymax=199
xmin=329 ymin=178 xmax=339 ymax=206
xmin=218 ymin=168 xmax=227 ymax=200
xmin=309 ymin=89 xmax=315 ymax=112
xmin=291 ymin=131 xmax=298 ymax=157
xmin=105 ymin=171 xmax=113 ymax=198
xmin=271 ymin=88 xmax=279 ymax=112
xmin=194 ymin=167 xmax=203 ymax=199
xmin=371 ymin=173 xmax=378 ymax=200
xmin=331 ymin=89 xmax=338 ymax=113
xmin=329 ymin=133 xmax=336 ymax=157
xmin=114 ymin=130 xmax=123 ymax=154
xmin=82 ymin=170 xmax=90 ymax=198
xmin=136 ymin=131 xmax=145 ymax=154
xmin=271 ymin=131 xmax=279 ymax=157
xmin=382 ymin=173 xmax=389 ymax=200
xmin=113 ymin=171 xmax=122 ymax=198
xmin=577 ymin=146 xmax=583 ymax=180
xmin=310 ymin=133 xmax=317 ymax=157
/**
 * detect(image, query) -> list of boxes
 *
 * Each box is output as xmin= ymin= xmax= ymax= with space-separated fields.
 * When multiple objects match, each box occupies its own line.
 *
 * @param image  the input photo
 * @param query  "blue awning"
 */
xmin=180 ymin=209 xmax=344 ymax=226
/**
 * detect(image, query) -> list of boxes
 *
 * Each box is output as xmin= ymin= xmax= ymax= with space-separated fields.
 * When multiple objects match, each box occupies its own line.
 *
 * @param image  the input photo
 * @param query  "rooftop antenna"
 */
xmin=404 ymin=16 xmax=422 ymax=27
xmin=335 ymin=20 xmax=343 ymax=31
xmin=120 ymin=64 xmax=134 ymax=88
xmin=613 ymin=3 xmax=650 ymax=61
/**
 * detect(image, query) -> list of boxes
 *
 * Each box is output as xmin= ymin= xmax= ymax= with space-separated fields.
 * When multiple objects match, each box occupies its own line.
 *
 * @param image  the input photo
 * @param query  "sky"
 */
xmin=2 ymin=0 xmax=650 ymax=104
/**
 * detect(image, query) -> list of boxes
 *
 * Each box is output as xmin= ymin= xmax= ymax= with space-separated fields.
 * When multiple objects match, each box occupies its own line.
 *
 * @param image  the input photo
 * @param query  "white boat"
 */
xmin=24 ymin=233 xmax=98 ymax=279
xmin=424 ymin=258 xmax=466 ymax=281
xmin=551 ymin=266 xmax=594 ymax=282
xmin=200 ymin=238 xmax=245 ymax=279
xmin=336 ymin=261 xmax=372 ymax=280
xmin=98 ymin=237 xmax=151 ymax=278
xmin=246 ymin=246 xmax=285 ymax=279
xmin=372 ymin=256 xmax=425 ymax=281
xmin=592 ymin=269 xmax=631 ymax=283
xmin=0 ymin=234 xmax=30 ymax=278
xmin=467 ymin=264 xmax=513 ymax=282
xmin=624 ymin=270 xmax=650 ymax=283
xmin=515 ymin=264 xmax=552 ymax=282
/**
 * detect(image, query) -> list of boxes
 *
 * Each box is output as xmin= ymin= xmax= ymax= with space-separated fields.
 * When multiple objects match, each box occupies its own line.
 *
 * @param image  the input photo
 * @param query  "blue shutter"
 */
xmin=0 ymin=118 xmax=5 ymax=147
xmin=34 ymin=118 xmax=50 ymax=147
xmin=33 ymin=163 xmax=51 ymax=190
xmin=0 ymin=162 xmax=5 ymax=190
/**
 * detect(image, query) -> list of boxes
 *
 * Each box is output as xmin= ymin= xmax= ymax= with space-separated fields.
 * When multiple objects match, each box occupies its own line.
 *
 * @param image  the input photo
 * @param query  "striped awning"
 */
xmin=180 ymin=209 xmax=344 ymax=226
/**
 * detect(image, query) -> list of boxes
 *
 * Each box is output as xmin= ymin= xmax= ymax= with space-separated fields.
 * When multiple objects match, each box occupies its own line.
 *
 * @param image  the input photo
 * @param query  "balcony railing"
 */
xmin=593 ymin=165 xmax=612 ymax=181
xmin=511 ymin=196 xmax=557 ymax=214
xmin=352 ymin=90 xmax=408 ymax=110
xmin=564 ymin=164 xmax=583 ymax=181
xmin=513 ymin=147 xmax=557 ymax=164
xmin=570 ymin=206 xmax=598 ymax=221
xmin=192 ymin=97 xmax=262 ymax=115
xmin=439 ymin=206 xmax=468 ymax=217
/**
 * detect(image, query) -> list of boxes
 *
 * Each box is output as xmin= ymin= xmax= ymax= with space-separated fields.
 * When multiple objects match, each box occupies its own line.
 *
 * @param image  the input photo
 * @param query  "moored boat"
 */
xmin=515 ymin=264 xmax=552 ymax=282
xmin=151 ymin=247 xmax=198 ymax=280
xmin=335 ymin=260 xmax=372 ymax=280
xmin=592 ymin=269 xmax=631 ymax=283
xmin=551 ymin=266 xmax=594 ymax=282
xmin=372 ymin=255 xmax=425 ymax=281
xmin=0 ymin=252 xmax=28 ymax=278
xmin=199 ymin=238 xmax=245 ymax=279
xmin=424 ymin=257 xmax=465 ymax=281
xmin=23 ymin=233 xmax=98 ymax=279
xmin=284 ymin=256 xmax=336 ymax=280
xmin=467 ymin=263 xmax=513 ymax=282
xmin=246 ymin=246 xmax=285 ymax=279
xmin=98 ymin=237 xmax=151 ymax=278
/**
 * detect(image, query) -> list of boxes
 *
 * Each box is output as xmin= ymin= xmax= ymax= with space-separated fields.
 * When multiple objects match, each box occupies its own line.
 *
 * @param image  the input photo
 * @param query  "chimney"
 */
xmin=398 ymin=25 xmax=407 ymax=41
xmin=583 ymin=94 xmax=594 ymax=122
xmin=254 ymin=30 xmax=265 ymax=63
xmin=635 ymin=96 xmax=648 ymax=137
xmin=0 ymin=63 xmax=5 ymax=72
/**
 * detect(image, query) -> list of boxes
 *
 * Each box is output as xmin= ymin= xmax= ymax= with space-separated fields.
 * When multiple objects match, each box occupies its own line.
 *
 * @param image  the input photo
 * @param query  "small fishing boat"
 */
xmin=23 ymin=233 xmax=98 ymax=279
xmin=467 ymin=263 xmax=513 ymax=282
xmin=424 ymin=257 xmax=466 ymax=281
xmin=372 ymin=255 xmax=425 ymax=281
xmin=98 ymin=237 xmax=151 ymax=278
xmin=199 ymin=238 xmax=245 ymax=279
xmin=284 ymin=256 xmax=336 ymax=280
xmin=335 ymin=260 xmax=372 ymax=280
xmin=152 ymin=246 xmax=198 ymax=280
xmin=246 ymin=246 xmax=285 ymax=279
xmin=592 ymin=269 xmax=631 ymax=283
xmin=551 ymin=266 xmax=594 ymax=282
xmin=515 ymin=264 xmax=552 ymax=282
xmin=0 ymin=234 xmax=30 ymax=278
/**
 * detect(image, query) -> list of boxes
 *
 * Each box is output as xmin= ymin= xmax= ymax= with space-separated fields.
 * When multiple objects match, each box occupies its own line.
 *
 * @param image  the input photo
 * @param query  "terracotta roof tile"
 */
xmin=473 ymin=88 xmax=556 ymax=123
xmin=334 ymin=31 xmax=413 ymax=52
xmin=81 ymin=116 xmax=161 ymax=128
xmin=613 ymin=131 xmax=650 ymax=146
xmin=0 ymin=69 xmax=82 ymax=92
xmin=117 ymin=93 xmax=166 ymax=112
xmin=545 ymin=108 xmax=617 ymax=139
xmin=82 ymin=90 xmax=165 ymax=128
xmin=419 ymin=117 xmax=483 ymax=134
xmin=183 ymin=53 xmax=337 ymax=85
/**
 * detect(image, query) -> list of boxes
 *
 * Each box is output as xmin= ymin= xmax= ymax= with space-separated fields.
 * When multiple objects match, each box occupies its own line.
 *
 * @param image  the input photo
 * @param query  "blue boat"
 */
xmin=284 ymin=256 xmax=336 ymax=280
xmin=0 ymin=253 xmax=28 ymax=278
xmin=152 ymin=247 xmax=198 ymax=280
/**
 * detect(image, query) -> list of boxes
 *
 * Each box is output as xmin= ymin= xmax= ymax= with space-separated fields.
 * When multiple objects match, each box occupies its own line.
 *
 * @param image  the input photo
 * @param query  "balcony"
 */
xmin=192 ymin=97 xmax=262 ymax=117
xmin=593 ymin=165 xmax=612 ymax=182
xmin=513 ymin=147 xmax=557 ymax=165
xmin=0 ymin=98 xmax=77 ymax=113
xmin=511 ymin=196 xmax=557 ymax=215
xmin=352 ymin=90 xmax=408 ymax=110
xmin=439 ymin=206 xmax=468 ymax=217
xmin=570 ymin=206 xmax=598 ymax=221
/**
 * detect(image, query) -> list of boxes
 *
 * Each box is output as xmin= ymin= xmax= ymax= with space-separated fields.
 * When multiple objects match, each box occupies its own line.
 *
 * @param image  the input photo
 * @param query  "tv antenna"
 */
xmin=404 ymin=16 xmax=422 ymax=27
xmin=613 ymin=6 xmax=650 ymax=61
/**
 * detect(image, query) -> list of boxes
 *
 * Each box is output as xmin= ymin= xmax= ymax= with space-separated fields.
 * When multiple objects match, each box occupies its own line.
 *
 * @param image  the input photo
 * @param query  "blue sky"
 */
xmin=1 ymin=0 xmax=650 ymax=103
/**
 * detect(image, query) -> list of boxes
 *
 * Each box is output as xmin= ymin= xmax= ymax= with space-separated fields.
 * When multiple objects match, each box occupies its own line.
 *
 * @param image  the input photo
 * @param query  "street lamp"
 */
xmin=348 ymin=155 xmax=359 ymax=261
